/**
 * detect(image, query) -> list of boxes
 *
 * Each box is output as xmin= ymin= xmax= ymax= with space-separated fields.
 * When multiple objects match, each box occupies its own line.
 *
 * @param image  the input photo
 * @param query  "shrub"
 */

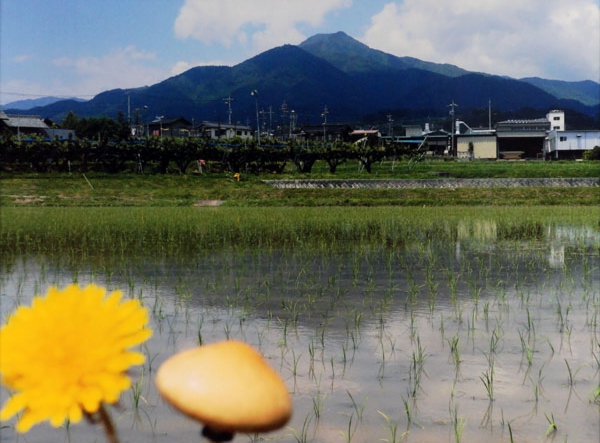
xmin=583 ymin=146 xmax=600 ymax=160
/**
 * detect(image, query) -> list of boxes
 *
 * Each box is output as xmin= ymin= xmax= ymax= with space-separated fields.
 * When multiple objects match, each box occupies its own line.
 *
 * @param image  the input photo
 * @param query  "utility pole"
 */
xmin=156 ymin=115 xmax=164 ymax=138
xmin=260 ymin=109 xmax=267 ymax=136
xmin=280 ymin=101 xmax=288 ymax=139
xmin=223 ymin=95 xmax=234 ymax=125
xmin=251 ymin=90 xmax=260 ymax=144
xmin=289 ymin=110 xmax=296 ymax=139
xmin=126 ymin=91 xmax=132 ymax=134
xmin=448 ymin=101 xmax=458 ymax=156
xmin=321 ymin=105 xmax=329 ymax=141
xmin=267 ymin=106 xmax=274 ymax=136
xmin=387 ymin=113 xmax=394 ymax=138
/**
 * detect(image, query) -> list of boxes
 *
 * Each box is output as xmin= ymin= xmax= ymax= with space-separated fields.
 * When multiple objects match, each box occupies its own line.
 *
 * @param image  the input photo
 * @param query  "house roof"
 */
xmin=150 ymin=116 xmax=192 ymax=126
xmin=300 ymin=124 xmax=352 ymax=133
xmin=350 ymin=129 xmax=380 ymax=136
xmin=2 ymin=114 xmax=49 ymax=129
xmin=198 ymin=121 xmax=252 ymax=130
xmin=497 ymin=118 xmax=549 ymax=125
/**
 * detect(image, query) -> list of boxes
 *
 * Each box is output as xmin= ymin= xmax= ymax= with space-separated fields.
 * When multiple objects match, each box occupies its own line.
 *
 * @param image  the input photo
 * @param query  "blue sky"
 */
xmin=2 ymin=0 xmax=599 ymax=105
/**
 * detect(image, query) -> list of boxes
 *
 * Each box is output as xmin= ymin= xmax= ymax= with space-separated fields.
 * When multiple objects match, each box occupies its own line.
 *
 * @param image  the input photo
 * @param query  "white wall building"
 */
xmin=546 ymin=110 xmax=565 ymax=131
xmin=198 ymin=122 xmax=254 ymax=140
xmin=545 ymin=129 xmax=600 ymax=159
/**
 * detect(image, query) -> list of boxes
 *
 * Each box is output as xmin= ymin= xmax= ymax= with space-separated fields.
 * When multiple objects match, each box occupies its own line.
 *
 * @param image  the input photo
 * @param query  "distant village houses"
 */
xmin=0 ymin=110 xmax=75 ymax=140
xmin=2 ymin=107 xmax=598 ymax=160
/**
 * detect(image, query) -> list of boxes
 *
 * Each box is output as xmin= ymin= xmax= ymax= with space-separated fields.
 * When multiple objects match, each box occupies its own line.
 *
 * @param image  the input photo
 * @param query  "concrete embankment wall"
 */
xmin=265 ymin=178 xmax=600 ymax=189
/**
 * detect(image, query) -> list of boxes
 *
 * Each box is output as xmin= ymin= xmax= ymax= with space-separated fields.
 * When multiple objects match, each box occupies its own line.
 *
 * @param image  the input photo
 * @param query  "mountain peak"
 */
xmin=299 ymin=31 xmax=468 ymax=77
xmin=299 ymin=32 xmax=374 ymax=64
xmin=300 ymin=31 xmax=364 ymax=49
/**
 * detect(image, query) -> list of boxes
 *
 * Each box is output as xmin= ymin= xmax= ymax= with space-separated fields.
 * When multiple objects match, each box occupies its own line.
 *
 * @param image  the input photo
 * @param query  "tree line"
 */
xmin=1 ymin=113 xmax=422 ymax=174
xmin=1 ymin=135 xmax=425 ymax=174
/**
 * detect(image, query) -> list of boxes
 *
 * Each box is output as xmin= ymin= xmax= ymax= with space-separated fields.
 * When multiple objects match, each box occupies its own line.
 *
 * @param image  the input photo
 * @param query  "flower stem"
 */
xmin=97 ymin=404 xmax=120 ymax=443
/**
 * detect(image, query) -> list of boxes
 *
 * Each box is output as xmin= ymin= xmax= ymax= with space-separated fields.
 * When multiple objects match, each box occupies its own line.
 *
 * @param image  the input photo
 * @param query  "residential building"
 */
xmin=0 ymin=110 xmax=49 ymax=139
xmin=148 ymin=116 xmax=192 ymax=138
xmin=297 ymin=124 xmax=353 ymax=142
xmin=196 ymin=121 xmax=253 ymax=140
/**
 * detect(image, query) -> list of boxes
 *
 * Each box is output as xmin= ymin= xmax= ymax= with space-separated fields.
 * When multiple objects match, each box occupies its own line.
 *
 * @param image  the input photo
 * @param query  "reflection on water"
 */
xmin=1 ymin=221 xmax=599 ymax=443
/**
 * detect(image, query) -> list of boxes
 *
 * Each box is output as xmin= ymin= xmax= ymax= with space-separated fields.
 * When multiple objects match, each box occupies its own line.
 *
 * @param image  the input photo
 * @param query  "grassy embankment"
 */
xmin=1 ymin=160 xmax=598 ymax=207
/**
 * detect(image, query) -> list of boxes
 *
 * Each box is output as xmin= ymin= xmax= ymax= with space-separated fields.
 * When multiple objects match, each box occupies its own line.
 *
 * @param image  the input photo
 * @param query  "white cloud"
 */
xmin=51 ymin=46 xmax=169 ymax=96
xmin=174 ymin=0 xmax=352 ymax=54
xmin=171 ymin=59 xmax=233 ymax=76
xmin=361 ymin=0 xmax=600 ymax=81
xmin=13 ymin=54 xmax=34 ymax=63
xmin=171 ymin=61 xmax=194 ymax=76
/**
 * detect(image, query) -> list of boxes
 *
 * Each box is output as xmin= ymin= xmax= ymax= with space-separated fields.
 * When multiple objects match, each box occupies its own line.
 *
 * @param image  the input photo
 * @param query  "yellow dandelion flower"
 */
xmin=0 ymin=284 xmax=152 ymax=433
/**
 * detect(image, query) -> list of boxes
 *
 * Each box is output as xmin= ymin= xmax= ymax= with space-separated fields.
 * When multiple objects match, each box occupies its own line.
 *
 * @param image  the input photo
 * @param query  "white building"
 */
xmin=546 ymin=110 xmax=565 ymax=131
xmin=545 ymin=129 xmax=600 ymax=159
xmin=197 ymin=121 xmax=254 ymax=140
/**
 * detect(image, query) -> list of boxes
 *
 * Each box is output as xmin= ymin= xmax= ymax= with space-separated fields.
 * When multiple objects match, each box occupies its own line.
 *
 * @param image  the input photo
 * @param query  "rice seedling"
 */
xmin=408 ymin=336 xmax=426 ymax=397
xmin=377 ymin=410 xmax=401 ymax=443
xmin=544 ymin=412 xmax=557 ymax=437
xmin=142 ymin=344 xmax=159 ymax=374
xmin=347 ymin=391 xmax=366 ymax=423
xmin=339 ymin=413 xmax=358 ymax=443
xmin=290 ymin=349 xmax=302 ymax=380
xmin=312 ymin=390 xmax=326 ymax=421
xmin=480 ymin=366 xmax=495 ymax=401
xmin=289 ymin=413 xmax=313 ymax=443
xmin=401 ymin=395 xmax=412 ymax=425
xmin=450 ymin=404 xmax=467 ymax=443
xmin=447 ymin=333 xmax=461 ymax=367
xmin=489 ymin=323 xmax=502 ymax=354
xmin=482 ymin=300 xmax=491 ymax=331
xmin=130 ymin=369 xmax=146 ymax=409
xmin=564 ymin=358 xmax=584 ymax=387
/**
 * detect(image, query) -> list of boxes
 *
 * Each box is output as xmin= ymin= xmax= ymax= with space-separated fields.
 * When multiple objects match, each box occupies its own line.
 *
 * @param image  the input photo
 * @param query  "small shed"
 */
xmin=456 ymin=133 xmax=498 ymax=160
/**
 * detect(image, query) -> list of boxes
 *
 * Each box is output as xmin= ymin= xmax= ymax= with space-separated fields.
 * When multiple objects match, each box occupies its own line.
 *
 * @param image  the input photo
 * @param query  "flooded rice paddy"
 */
xmin=1 ymin=209 xmax=599 ymax=443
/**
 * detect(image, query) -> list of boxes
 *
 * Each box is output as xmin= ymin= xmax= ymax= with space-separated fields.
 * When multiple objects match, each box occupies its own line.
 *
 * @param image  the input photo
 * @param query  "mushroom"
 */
xmin=155 ymin=340 xmax=292 ymax=442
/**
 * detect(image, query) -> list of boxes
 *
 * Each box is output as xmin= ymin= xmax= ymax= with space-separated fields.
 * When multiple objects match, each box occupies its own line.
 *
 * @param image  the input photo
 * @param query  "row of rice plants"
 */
xmin=2 ymin=206 xmax=597 ymax=258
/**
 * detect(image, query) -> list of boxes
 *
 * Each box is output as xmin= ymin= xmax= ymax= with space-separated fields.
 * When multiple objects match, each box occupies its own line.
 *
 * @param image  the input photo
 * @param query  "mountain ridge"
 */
xmin=3 ymin=32 xmax=598 ymax=127
xmin=299 ymin=31 xmax=470 ymax=77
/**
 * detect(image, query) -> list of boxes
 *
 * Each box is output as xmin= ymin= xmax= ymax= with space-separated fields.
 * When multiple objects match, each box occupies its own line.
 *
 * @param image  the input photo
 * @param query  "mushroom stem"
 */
xmin=202 ymin=426 xmax=234 ymax=442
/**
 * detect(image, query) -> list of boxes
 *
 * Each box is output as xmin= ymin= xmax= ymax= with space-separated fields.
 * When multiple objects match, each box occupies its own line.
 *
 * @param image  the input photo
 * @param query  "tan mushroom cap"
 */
xmin=155 ymin=340 xmax=292 ymax=434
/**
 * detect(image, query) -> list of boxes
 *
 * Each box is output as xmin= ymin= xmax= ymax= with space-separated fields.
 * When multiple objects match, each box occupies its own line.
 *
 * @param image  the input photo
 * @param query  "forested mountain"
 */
xmin=5 ymin=32 xmax=598 ymax=127
xmin=3 ymin=96 xmax=87 ymax=111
